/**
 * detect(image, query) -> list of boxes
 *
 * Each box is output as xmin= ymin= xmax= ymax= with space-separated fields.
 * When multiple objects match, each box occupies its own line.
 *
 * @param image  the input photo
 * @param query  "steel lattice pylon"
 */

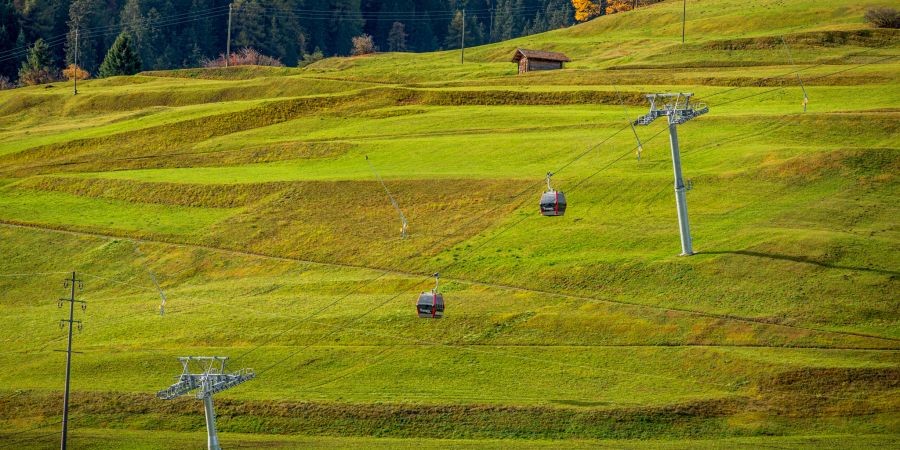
xmin=157 ymin=357 xmax=255 ymax=450
xmin=633 ymin=93 xmax=708 ymax=256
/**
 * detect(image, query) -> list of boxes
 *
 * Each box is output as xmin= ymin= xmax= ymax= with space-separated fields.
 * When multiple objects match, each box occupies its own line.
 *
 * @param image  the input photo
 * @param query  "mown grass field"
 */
xmin=0 ymin=0 xmax=898 ymax=448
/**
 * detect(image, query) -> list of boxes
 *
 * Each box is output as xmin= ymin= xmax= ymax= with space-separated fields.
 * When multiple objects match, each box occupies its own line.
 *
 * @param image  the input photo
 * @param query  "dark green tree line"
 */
xmin=1 ymin=0 xmax=575 ymax=83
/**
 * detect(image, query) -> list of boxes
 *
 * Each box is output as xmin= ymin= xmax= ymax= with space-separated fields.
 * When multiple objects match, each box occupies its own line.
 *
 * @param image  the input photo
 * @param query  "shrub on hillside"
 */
xmin=0 ymin=76 xmax=15 ymax=90
xmin=298 ymin=48 xmax=325 ymax=67
xmin=202 ymin=48 xmax=285 ymax=68
xmin=62 ymin=64 xmax=90 ymax=81
xmin=865 ymin=7 xmax=900 ymax=28
xmin=351 ymin=34 xmax=376 ymax=56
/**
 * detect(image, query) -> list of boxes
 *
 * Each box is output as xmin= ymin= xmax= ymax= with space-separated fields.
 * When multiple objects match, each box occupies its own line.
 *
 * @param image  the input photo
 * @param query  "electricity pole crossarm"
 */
xmin=157 ymin=356 xmax=255 ymax=450
xmin=633 ymin=93 xmax=707 ymax=256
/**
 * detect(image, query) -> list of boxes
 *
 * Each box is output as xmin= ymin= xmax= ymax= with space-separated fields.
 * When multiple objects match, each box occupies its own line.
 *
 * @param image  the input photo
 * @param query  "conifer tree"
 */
xmin=0 ymin=0 xmax=23 ymax=80
xmin=18 ymin=38 xmax=57 ymax=85
xmin=99 ymin=31 xmax=142 ymax=77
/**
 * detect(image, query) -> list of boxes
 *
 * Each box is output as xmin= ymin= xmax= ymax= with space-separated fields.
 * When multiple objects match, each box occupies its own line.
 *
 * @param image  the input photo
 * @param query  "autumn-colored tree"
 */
xmin=605 ymin=1 xmax=634 ymax=14
xmin=62 ymin=64 xmax=90 ymax=81
xmin=350 ymin=34 xmax=376 ymax=56
xmin=572 ymin=0 xmax=601 ymax=22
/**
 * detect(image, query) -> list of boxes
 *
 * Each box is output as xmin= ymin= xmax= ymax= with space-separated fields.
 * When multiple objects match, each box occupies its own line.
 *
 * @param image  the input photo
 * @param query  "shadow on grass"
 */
xmin=703 ymin=250 xmax=900 ymax=276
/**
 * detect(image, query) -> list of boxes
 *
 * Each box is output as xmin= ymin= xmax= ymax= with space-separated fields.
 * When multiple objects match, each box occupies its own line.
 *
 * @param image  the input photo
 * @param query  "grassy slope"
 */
xmin=0 ymin=0 xmax=898 ymax=446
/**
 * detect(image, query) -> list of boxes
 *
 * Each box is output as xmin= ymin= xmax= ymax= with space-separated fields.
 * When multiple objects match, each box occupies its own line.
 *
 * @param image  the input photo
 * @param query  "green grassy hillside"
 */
xmin=0 ymin=0 xmax=898 ymax=448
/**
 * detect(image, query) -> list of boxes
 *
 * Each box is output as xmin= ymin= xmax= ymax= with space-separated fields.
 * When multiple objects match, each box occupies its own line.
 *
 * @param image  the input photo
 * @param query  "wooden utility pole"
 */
xmin=225 ymin=3 xmax=233 ymax=67
xmin=460 ymin=9 xmax=466 ymax=64
xmin=73 ymin=27 xmax=78 ymax=95
xmin=489 ymin=2 xmax=493 ymax=43
xmin=682 ymin=0 xmax=686 ymax=44
xmin=58 ymin=272 xmax=85 ymax=450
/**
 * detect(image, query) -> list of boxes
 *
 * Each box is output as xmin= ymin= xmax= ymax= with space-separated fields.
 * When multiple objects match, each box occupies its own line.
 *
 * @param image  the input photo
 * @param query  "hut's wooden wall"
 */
xmin=527 ymin=59 xmax=564 ymax=71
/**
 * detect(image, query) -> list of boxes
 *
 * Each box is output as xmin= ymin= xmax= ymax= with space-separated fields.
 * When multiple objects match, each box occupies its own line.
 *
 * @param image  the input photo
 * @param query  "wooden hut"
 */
xmin=511 ymin=49 xmax=571 ymax=74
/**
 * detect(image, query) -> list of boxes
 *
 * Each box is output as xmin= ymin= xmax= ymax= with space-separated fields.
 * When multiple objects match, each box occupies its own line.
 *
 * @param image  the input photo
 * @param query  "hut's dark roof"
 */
xmin=511 ymin=48 xmax=571 ymax=63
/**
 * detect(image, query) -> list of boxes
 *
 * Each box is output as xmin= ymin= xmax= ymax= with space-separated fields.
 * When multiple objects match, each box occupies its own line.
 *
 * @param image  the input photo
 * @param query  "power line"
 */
xmin=0 ymin=9 xmax=231 ymax=64
xmin=0 ymin=421 xmax=64 ymax=450
xmin=3 ymin=54 xmax=893 ymax=365
xmin=7 ymin=54 xmax=890 ymax=361
xmin=0 ymin=4 xmax=547 ymax=63
xmin=780 ymin=36 xmax=809 ymax=112
xmin=366 ymin=155 xmax=409 ymax=239
xmin=228 ymin=122 xmax=643 ymax=367
xmin=700 ymin=46 xmax=895 ymax=102
xmin=248 ymin=124 xmax=669 ymax=377
xmin=1 ymin=30 xmax=894 ymax=425
xmin=232 ymin=52 xmax=900 ymax=383
xmin=706 ymin=55 xmax=898 ymax=109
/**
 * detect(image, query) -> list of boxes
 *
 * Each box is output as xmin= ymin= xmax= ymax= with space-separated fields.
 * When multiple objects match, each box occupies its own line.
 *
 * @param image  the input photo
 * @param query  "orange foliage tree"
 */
xmin=573 ymin=0 xmax=646 ymax=21
xmin=572 ymin=0 xmax=601 ymax=22
xmin=62 ymin=64 xmax=90 ymax=81
xmin=606 ymin=1 xmax=634 ymax=14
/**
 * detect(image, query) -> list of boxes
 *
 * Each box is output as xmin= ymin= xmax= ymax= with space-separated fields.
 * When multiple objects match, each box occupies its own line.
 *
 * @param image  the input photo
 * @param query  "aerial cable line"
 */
xmin=0 ymin=4 xmax=543 ymax=63
xmin=699 ymin=45 xmax=893 ymax=102
xmin=0 ymin=9 xmax=230 ymax=64
xmin=235 ymin=124 xmax=634 ymax=365
xmin=708 ymin=54 xmax=897 ymax=109
xmin=0 ymin=5 xmax=228 ymax=59
xmin=241 ymin=55 xmax=898 ymax=376
xmin=0 ymin=9 xmax=229 ymax=63
xmin=247 ymin=124 xmax=893 ymax=405
xmin=249 ymin=127 xmax=670 ymax=376
xmin=29 ymin=56 xmax=886 ymax=367
xmin=258 ymin=11 xmax=537 ymax=23
xmin=0 ymin=271 xmax=73 ymax=277
xmin=613 ymin=83 xmax=645 ymax=160
xmin=366 ymin=155 xmax=409 ymax=239
xmin=10 ymin=56 xmax=896 ymax=366
xmin=781 ymin=36 xmax=809 ymax=112
xmin=132 ymin=241 xmax=169 ymax=316
xmin=296 ymin=316 xmax=884 ymax=404
xmin=8 ymin=53 xmax=893 ymax=386
xmin=256 ymin=5 xmax=543 ymax=16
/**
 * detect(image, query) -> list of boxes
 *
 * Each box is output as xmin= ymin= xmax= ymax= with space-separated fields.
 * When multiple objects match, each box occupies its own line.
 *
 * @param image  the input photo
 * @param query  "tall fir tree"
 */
xmin=330 ymin=0 xmax=365 ymax=55
xmin=4 ymin=0 xmax=586 ymax=72
xmin=99 ymin=31 xmax=142 ymax=77
xmin=0 ymin=0 xmax=23 ymax=80
xmin=20 ymin=0 xmax=71 ymax=65
xmin=18 ymin=38 xmax=56 ymax=85
xmin=492 ymin=0 xmax=523 ymax=42
xmin=407 ymin=10 xmax=437 ymax=52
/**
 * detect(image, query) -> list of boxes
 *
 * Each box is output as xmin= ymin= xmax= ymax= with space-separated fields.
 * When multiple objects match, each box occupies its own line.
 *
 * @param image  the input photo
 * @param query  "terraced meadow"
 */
xmin=0 ymin=0 xmax=898 ymax=447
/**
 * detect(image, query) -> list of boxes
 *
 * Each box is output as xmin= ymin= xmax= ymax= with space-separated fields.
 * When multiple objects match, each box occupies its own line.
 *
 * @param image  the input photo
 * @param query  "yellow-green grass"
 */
xmin=0 ymin=0 xmax=898 ymax=446
xmin=6 ymin=429 xmax=900 ymax=450
xmin=0 ymin=231 xmax=898 ymax=441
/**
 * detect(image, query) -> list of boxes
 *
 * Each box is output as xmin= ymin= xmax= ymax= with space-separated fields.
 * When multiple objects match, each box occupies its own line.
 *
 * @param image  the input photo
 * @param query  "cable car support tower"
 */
xmin=157 ymin=357 xmax=255 ymax=450
xmin=366 ymin=155 xmax=409 ymax=239
xmin=633 ymin=93 xmax=708 ymax=256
